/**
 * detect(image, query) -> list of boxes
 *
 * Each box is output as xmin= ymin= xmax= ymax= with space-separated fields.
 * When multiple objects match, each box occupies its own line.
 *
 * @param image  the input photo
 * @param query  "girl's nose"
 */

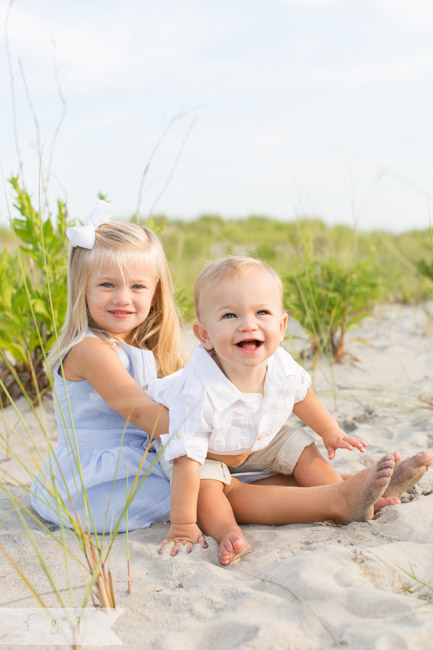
xmin=114 ymin=286 xmax=131 ymax=304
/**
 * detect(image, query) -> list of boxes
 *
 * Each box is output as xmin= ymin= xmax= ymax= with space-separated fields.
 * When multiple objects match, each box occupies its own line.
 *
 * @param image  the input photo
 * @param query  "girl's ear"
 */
xmin=193 ymin=321 xmax=214 ymax=350
xmin=151 ymin=281 xmax=160 ymax=306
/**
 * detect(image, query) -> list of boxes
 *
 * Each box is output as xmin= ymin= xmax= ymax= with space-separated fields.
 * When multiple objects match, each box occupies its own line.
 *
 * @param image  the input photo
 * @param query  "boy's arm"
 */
xmin=159 ymin=456 xmax=208 ymax=555
xmin=292 ymin=388 xmax=367 ymax=460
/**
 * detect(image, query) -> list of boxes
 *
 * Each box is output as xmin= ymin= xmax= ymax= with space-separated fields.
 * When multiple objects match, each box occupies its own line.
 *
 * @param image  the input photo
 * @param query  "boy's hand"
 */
xmin=321 ymin=426 xmax=367 ymax=460
xmin=159 ymin=523 xmax=208 ymax=556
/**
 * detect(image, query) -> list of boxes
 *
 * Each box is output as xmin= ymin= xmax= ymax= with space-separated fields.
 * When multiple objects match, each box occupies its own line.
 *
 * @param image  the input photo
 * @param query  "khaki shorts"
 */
xmin=155 ymin=446 xmax=233 ymax=484
xmin=200 ymin=423 xmax=317 ymax=486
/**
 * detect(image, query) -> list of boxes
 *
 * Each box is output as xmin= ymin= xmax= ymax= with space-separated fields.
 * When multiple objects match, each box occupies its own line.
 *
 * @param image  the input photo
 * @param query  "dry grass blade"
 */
xmin=417 ymin=395 xmax=433 ymax=409
xmin=0 ymin=543 xmax=45 ymax=608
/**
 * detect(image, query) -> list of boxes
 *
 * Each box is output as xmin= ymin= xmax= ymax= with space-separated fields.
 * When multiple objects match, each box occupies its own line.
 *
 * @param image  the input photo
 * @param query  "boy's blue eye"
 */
xmin=257 ymin=309 xmax=269 ymax=316
xmin=222 ymin=313 xmax=236 ymax=319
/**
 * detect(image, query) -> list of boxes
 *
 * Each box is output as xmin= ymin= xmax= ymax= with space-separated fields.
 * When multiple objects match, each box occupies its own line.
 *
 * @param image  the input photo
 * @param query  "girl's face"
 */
xmin=85 ymin=258 xmax=157 ymax=342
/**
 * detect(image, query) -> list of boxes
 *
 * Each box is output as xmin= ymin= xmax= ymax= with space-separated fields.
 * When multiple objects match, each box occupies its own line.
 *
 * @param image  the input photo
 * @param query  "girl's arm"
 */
xmin=292 ymin=388 xmax=367 ymax=460
xmin=159 ymin=456 xmax=208 ymax=554
xmin=63 ymin=337 xmax=169 ymax=437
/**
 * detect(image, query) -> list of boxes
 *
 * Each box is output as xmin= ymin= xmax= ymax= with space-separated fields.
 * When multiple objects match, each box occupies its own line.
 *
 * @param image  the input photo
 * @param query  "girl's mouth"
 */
xmin=109 ymin=310 xmax=133 ymax=319
xmin=236 ymin=339 xmax=264 ymax=352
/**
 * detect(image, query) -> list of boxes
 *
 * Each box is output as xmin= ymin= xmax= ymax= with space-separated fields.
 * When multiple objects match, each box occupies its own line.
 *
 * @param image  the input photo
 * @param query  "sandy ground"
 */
xmin=1 ymin=303 xmax=432 ymax=649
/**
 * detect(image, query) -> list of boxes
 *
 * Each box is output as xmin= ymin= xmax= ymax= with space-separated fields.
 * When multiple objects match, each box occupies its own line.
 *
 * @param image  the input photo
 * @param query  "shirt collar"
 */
xmin=190 ymin=345 xmax=299 ymax=411
xmin=264 ymin=347 xmax=302 ymax=395
xmin=191 ymin=345 xmax=244 ymax=412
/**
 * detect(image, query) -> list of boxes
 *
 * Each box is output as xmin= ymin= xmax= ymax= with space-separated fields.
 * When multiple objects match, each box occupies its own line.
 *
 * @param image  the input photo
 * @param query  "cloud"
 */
xmin=376 ymin=0 xmax=433 ymax=31
xmin=0 ymin=0 xmax=231 ymax=92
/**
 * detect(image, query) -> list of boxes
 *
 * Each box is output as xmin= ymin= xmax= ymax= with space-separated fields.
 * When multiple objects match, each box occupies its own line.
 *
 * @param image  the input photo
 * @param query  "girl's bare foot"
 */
xmin=337 ymin=453 xmax=396 ymax=523
xmin=218 ymin=531 xmax=251 ymax=566
xmin=373 ymin=495 xmax=401 ymax=513
xmin=383 ymin=451 xmax=432 ymax=499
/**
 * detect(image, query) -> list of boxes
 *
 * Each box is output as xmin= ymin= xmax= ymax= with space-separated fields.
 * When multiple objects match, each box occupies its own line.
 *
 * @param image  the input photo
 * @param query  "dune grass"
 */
xmin=151 ymin=214 xmax=433 ymax=324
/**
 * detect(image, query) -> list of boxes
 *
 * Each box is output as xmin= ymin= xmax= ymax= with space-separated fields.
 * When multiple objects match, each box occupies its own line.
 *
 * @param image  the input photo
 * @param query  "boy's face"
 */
xmin=193 ymin=270 xmax=288 ymax=382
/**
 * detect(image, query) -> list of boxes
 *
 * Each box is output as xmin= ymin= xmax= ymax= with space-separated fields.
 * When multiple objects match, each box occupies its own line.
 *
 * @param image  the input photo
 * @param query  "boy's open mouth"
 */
xmin=236 ymin=339 xmax=264 ymax=351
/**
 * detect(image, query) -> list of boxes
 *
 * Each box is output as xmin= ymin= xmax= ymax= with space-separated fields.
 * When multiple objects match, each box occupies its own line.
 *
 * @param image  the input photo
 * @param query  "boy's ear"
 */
xmin=193 ymin=321 xmax=214 ymax=350
xmin=280 ymin=311 xmax=288 ymax=340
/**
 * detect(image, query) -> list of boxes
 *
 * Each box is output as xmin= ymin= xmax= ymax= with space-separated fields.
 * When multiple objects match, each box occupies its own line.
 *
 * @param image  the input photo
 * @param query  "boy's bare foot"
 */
xmin=218 ymin=531 xmax=251 ymax=566
xmin=338 ymin=453 xmax=396 ymax=523
xmin=383 ymin=451 xmax=432 ymax=499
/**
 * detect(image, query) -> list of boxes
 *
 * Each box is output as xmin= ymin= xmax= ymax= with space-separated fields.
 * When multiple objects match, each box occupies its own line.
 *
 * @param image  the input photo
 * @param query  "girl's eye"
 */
xmin=101 ymin=282 xmax=113 ymax=288
xmin=222 ymin=313 xmax=236 ymax=319
xmin=132 ymin=284 xmax=144 ymax=290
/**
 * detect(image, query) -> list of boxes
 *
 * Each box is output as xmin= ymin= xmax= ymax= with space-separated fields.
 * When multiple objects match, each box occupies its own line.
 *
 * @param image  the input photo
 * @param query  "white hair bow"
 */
xmin=67 ymin=200 xmax=115 ymax=249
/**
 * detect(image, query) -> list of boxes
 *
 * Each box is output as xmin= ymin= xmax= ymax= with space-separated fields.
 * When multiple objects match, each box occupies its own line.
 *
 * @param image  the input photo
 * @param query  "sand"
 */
xmin=0 ymin=303 xmax=432 ymax=649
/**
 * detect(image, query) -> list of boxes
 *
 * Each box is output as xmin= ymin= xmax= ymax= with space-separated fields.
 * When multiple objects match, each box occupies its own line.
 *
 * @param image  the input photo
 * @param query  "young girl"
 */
xmin=30 ymin=200 xmax=185 ymax=531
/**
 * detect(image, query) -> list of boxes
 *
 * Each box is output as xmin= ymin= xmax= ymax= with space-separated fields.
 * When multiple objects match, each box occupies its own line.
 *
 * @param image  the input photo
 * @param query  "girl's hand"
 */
xmin=321 ymin=426 xmax=367 ymax=460
xmin=159 ymin=523 xmax=208 ymax=556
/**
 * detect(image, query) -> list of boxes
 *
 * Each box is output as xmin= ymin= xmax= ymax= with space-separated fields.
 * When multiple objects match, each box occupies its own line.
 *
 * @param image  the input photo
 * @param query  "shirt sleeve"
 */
xmin=293 ymin=365 xmax=311 ymax=403
xmin=277 ymin=347 xmax=312 ymax=404
xmin=147 ymin=370 xmax=183 ymax=406
xmin=149 ymin=371 xmax=213 ymax=465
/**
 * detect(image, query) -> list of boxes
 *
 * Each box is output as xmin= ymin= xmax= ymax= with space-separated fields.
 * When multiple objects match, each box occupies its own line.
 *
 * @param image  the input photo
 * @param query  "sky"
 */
xmin=0 ymin=0 xmax=432 ymax=232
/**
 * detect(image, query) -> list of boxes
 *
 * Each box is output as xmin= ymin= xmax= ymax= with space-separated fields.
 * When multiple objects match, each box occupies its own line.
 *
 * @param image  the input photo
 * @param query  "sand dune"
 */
xmin=1 ymin=303 xmax=432 ymax=649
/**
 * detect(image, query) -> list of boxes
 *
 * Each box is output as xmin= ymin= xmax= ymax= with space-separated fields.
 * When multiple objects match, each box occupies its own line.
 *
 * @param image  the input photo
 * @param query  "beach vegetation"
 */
xmin=153 ymin=215 xmax=433 ymax=317
xmin=282 ymin=253 xmax=381 ymax=364
xmin=0 ymin=177 xmax=69 ymax=406
xmin=401 ymin=565 xmax=433 ymax=607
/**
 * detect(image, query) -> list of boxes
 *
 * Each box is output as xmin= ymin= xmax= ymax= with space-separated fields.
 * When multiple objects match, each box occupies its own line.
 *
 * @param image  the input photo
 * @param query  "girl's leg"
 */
xmin=197 ymin=479 xmax=251 ymax=566
xmin=252 ymin=446 xmax=428 ymax=511
xmin=225 ymin=453 xmax=396 ymax=525
xmin=383 ymin=451 xmax=432 ymax=498
xmin=313 ymin=450 xmax=432 ymax=505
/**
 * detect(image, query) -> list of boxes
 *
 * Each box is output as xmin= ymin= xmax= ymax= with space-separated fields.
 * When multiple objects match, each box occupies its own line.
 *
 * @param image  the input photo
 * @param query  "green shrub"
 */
xmin=0 ymin=177 xmax=70 ymax=404
xmin=283 ymin=254 xmax=381 ymax=364
xmin=417 ymin=259 xmax=433 ymax=282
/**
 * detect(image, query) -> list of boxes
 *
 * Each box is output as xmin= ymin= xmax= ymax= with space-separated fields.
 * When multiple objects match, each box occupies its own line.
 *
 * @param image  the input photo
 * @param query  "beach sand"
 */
xmin=1 ymin=303 xmax=432 ymax=649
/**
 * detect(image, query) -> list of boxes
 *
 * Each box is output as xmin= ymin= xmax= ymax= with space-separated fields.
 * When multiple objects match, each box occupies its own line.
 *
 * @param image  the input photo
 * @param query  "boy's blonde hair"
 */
xmin=49 ymin=221 xmax=186 ymax=376
xmin=193 ymin=256 xmax=283 ymax=319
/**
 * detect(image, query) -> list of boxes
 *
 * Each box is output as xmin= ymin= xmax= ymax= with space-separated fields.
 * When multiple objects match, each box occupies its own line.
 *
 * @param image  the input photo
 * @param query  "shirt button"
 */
xmin=257 ymin=434 xmax=264 ymax=440
xmin=176 ymin=432 xmax=181 ymax=439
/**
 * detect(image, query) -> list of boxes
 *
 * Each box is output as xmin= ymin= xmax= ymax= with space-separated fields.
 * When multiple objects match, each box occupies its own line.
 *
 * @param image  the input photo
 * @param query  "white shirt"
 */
xmin=148 ymin=344 xmax=311 ymax=465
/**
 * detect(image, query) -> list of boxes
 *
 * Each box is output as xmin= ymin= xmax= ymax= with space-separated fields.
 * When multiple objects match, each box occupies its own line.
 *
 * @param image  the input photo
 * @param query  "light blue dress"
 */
xmin=30 ymin=334 xmax=171 ymax=532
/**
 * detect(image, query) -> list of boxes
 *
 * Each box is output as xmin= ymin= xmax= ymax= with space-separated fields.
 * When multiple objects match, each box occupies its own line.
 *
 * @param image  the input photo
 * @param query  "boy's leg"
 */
xmin=233 ymin=423 xmax=341 ymax=486
xmin=225 ymin=453 xmax=396 ymax=525
xmin=291 ymin=441 xmax=342 ymax=486
xmin=197 ymin=478 xmax=251 ymax=566
xmin=249 ymin=435 xmax=399 ymax=512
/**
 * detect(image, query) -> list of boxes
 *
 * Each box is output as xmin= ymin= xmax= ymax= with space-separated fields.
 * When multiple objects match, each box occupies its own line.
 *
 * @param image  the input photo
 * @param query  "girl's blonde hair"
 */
xmin=49 ymin=221 xmax=186 ymax=376
xmin=193 ymin=256 xmax=283 ymax=319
